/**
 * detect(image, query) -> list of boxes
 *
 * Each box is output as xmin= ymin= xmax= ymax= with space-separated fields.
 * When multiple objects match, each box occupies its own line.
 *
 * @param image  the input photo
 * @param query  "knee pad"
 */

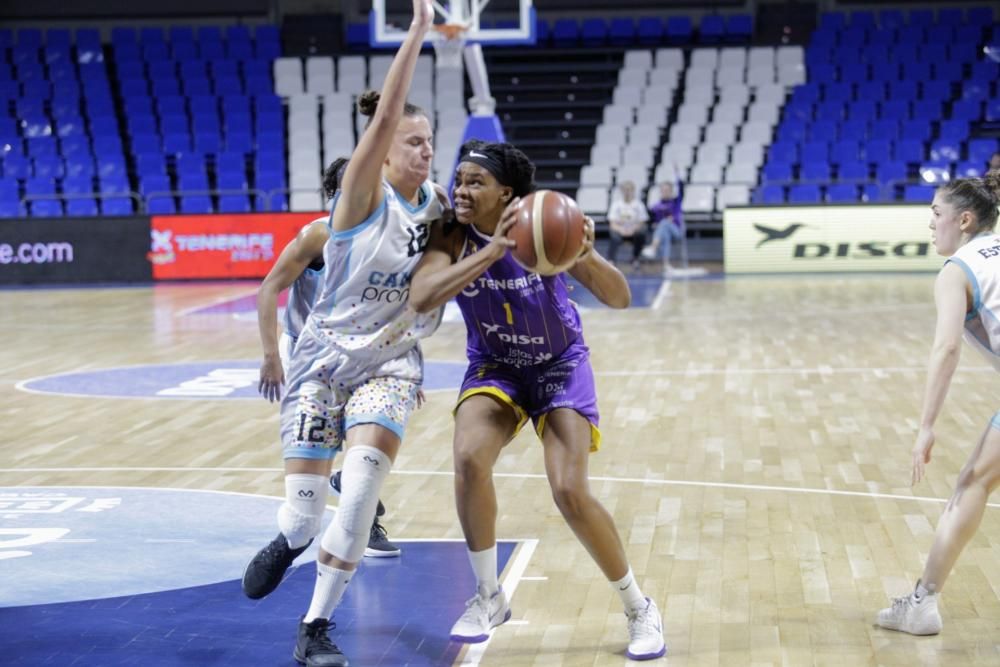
xmin=277 ymin=473 xmax=328 ymax=549
xmin=320 ymin=445 xmax=391 ymax=563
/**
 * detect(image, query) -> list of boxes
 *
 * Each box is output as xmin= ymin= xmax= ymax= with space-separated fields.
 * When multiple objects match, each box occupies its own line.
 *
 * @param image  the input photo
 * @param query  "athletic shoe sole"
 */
xmin=449 ymin=609 xmax=512 ymax=643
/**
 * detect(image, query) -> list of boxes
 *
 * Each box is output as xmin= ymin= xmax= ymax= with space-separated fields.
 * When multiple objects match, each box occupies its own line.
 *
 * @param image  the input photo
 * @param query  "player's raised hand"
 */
xmin=413 ymin=0 xmax=434 ymax=28
xmin=486 ymin=197 xmax=519 ymax=257
xmin=574 ymin=215 xmax=596 ymax=264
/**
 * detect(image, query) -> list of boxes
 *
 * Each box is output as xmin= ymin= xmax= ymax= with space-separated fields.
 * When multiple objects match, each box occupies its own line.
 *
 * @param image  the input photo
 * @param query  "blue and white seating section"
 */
xmin=753 ymin=7 xmax=999 ymax=205
xmin=577 ymin=45 xmax=802 ymax=217
xmin=272 ymin=53 xmax=463 ymax=211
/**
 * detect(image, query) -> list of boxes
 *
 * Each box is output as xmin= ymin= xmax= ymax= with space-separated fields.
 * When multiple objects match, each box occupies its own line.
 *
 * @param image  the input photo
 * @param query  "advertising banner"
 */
xmin=150 ymin=212 xmax=324 ymax=280
xmin=724 ymin=205 xmax=943 ymax=273
xmin=0 ymin=217 xmax=152 ymax=285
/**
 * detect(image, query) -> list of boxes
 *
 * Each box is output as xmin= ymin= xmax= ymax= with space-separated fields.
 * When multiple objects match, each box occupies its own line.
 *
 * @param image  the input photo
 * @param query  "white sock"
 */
xmin=915 ymin=580 xmax=934 ymax=600
xmin=612 ymin=568 xmax=647 ymax=612
xmin=468 ymin=546 xmax=498 ymax=596
xmin=304 ymin=562 xmax=353 ymax=622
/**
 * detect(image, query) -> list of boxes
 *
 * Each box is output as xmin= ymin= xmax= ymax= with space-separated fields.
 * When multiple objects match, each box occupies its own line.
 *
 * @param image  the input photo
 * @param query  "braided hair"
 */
xmin=457 ymin=139 xmax=536 ymax=198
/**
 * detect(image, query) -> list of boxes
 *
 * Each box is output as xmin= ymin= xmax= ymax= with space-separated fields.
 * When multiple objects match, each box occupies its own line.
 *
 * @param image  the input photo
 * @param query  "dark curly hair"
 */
xmin=322 ymin=157 xmax=349 ymax=200
xmin=356 ymin=90 xmax=427 ymax=129
xmin=938 ymin=169 xmax=1000 ymax=233
xmin=458 ymin=139 xmax=537 ymax=198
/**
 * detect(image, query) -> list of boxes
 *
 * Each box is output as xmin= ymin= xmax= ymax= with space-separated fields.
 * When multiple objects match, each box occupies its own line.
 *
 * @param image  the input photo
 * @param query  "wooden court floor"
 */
xmin=2 ymin=273 xmax=1000 ymax=666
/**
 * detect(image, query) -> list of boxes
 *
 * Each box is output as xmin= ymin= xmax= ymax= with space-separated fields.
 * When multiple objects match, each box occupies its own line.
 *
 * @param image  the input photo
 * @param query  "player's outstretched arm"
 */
xmin=911 ymin=262 xmax=969 ymax=484
xmin=568 ymin=216 xmax=631 ymax=309
xmin=409 ymin=200 xmax=518 ymax=313
xmin=256 ymin=223 xmax=328 ymax=401
xmin=332 ymin=0 xmax=434 ymax=233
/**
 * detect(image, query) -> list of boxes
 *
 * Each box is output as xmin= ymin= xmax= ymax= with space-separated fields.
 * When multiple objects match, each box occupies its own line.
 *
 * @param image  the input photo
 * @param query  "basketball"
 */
xmin=508 ymin=190 xmax=587 ymax=276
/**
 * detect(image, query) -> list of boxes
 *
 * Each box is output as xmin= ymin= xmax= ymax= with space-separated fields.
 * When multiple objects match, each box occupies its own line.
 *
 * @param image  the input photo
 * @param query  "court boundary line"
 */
xmin=11 ymin=362 xmax=995 ymax=401
xmin=2 ymin=470 xmax=995 ymax=508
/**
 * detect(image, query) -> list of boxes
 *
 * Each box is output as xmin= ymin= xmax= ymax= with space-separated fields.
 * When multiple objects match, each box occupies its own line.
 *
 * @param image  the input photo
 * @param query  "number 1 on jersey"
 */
xmin=502 ymin=302 xmax=513 ymax=325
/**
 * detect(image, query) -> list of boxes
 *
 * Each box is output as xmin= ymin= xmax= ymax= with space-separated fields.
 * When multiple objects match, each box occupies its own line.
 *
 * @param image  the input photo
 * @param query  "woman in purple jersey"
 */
xmin=410 ymin=140 xmax=666 ymax=661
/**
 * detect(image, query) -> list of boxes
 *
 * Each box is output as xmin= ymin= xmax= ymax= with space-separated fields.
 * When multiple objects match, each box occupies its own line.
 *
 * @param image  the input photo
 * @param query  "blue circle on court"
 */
xmin=17 ymin=360 xmax=467 ymax=399
xmin=0 ymin=486 xmax=314 ymax=607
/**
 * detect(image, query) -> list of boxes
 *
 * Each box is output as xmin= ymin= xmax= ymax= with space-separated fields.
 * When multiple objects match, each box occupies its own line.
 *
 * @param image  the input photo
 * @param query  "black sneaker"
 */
xmin=241 ymin=533 xmax=312 ymax=600
xmin=330 ymin=470 xmax=385 ymax=517
xmin=364 ymin=518 xmax=401 ymax=558
xmin=293 ymin=617 xmax=348 ymax=667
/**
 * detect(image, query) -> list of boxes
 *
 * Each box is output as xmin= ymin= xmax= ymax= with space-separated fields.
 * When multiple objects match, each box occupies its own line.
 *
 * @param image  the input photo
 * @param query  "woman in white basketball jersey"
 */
xmin=876 ymin=170 xmax=1000 ymax=636
xmin=241 ymin=2 xmax=445 ymax=666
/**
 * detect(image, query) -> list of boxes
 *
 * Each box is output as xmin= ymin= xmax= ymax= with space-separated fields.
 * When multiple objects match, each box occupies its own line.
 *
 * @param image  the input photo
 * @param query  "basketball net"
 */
xmin=431 ymin=22 xmax=469 ymax=69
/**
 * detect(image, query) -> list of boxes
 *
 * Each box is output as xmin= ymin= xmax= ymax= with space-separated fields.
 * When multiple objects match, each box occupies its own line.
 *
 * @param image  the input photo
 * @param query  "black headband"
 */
xmin=459 ymin=149 xmax=510 ymax=187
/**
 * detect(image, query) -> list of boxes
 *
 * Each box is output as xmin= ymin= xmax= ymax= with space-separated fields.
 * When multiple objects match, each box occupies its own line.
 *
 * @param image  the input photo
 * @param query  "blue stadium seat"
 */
xmin=900 ymin=120 xmax=930 ymax=143
xmin=180 ymin=195 xmax=213 ymax=213
xmin=216 ymin=169 xmax=247 ymax=190
xmin=951 ymin=100 xmax=982 ymax=123
xmin=665 ymin=17 xmax=692 ymax=44
xmin=908 ymin=10 xmax=933 ymax=26
xmin=768 ymin=142 xmax=798 ymax=163
xmin=928 ymin=140 xmax=959 ymax=163
xmin=807 ymin=121 xmax=837 ymax=142
xmin=102 ymin=197 xmax=134 ymax=216
xmin=864 ymin=139 xmax=894 ymax=163
xmin=32 ymin=156 xmax=64 ymax=179
xmin=345 ymin=23 xmax=368 ymax=51
xmin=849 ymin=10 xmax=875 ymax=27
xmin=3 ymin=153 xmax=32 ymax=179
xmin=921 ymin=80 xmax=951 ymax=101
xmin=699 ymin=15 xmax=725 ymax=43
xmin=0 ymin=200 xmax=24 ymax=218
xmin=66 ymin=198 xmax=99 ymax=216
xmin=551 ymin=19 xmax=579 ymax=45
xmin=894 ymin=139 xmax=924 ymax=164
xmin=608 ymin=18 xmax=635 ymax=45
xmin=800 ymin=162 xmax=830 ymax=182
xmin=28 ymin=198 xmax=62 ymax=217
xmin=987 ymin=100 xmax=1000 ymax=123
xmin=147 ymin=196 xmax=177 ymax=214
xmin=830 ymin=141 xmax=859 ymax=166
xmin=753 ymin=184 xmax=785 ymax=204
xmin=218 ymin=194 xmax=250 ymax=212
xmin=788 ymin=184 xmax=821 ymax=203
xmin=636 ymin=17 xmax=662 ymax=44
xmin=856 ymin=81 xmax=885 ymax=101
xmin=169 ymin=26 xmax=195 ymax=43
xmin=968 ymin=139 xmax=999 ymax=166
xmin=826 ymin=183 xmax=858 ymax=203
xmin=876 ymin=161 xmax=907 ymax=186
xmin=903 ymin=184 xmax=936 ymax=202
xmin=937 ymin=120 xmax=968 ymax=142
xmin=955 ymin=162 xmax=984 ymax=179
xmin=761 ymin=161 xmax=793 ymax=183
xmin=880 ymin=100 xmax=909 ymax=121
xmin=802 ymin=141 xmax=830 ymax=162
xmin=62 ymin=176 xmax=93 ymax=195
xmin=726 ymin=14 xmax=753 ymax=42
xmin=64 ymin=156 xmax=95 ymax=179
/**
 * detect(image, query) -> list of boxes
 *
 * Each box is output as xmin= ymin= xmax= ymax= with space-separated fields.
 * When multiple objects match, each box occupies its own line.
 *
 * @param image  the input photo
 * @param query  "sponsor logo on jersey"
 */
xmin=482 ymin=322 xmax=545 ymax=346
xmin=462 ymin=273 xmax=543 ymax=297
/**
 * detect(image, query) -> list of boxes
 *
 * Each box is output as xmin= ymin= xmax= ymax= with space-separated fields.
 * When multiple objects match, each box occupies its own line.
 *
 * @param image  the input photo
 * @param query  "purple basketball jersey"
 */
xmin=455 ymin=225 xmax=584 ymax=368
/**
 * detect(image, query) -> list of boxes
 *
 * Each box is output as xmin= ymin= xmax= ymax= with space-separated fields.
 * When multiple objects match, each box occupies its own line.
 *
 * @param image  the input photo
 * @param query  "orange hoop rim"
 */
xmin=431 ymin=22 xmax=469 ymax=41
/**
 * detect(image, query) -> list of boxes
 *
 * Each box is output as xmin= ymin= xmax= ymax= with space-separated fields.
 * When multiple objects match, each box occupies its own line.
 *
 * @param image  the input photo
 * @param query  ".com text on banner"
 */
xmin=150 ymin=212 xmax=325 ymax=280
xmin=724 ymin=204 xmax=943 ymax=274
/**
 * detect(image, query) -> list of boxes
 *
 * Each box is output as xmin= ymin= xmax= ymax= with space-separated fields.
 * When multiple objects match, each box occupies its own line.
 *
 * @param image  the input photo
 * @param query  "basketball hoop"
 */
xmin=431 ymin=22 xmax=469 ymax=69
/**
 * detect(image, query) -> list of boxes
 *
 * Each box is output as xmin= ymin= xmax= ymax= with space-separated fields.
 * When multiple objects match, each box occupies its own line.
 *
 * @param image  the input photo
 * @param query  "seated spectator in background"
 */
xmin=606 ymin=180 xmax=649 ymax=270
xmin=990 ymin=151 xmax=1000 ymax=173
xmin=642 ymin=181 xmax=684 ymax=276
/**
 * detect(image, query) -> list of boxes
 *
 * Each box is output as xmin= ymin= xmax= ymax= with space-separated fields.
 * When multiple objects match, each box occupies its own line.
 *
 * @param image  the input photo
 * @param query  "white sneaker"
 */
xmin=449 ymin=585 xmax=511 ymax=643
xmin=626 ymin=597 xmax=667 ymax=661
xmin=640 ymin=245 xmax=657 ymax=260
xmin=876 ymin=590 xmax=942 ymax=636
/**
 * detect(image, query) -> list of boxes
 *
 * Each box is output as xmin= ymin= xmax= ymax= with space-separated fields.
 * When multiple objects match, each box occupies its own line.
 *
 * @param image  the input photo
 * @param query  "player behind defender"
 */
xmin=241 ymin=1 xmax=444 ymax=664
xmin=876 ymin=170 xmax=1000 ymax=636
xmin=409 ymin=140 xmax=667 ymax=661
xmin=255 ymin=157 xmax=399 ymax=559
